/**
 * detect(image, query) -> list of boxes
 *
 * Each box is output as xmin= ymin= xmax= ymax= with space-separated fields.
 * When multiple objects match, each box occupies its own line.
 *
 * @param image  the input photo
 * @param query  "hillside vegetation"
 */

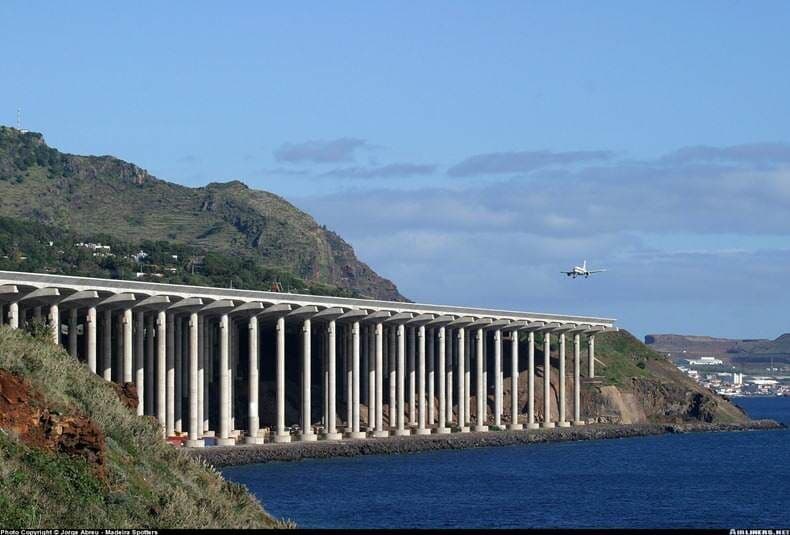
xmin=0 ymin=326 xmax=287 ymax=528
xmin=0 ymin=126 xmax=403 ymax=301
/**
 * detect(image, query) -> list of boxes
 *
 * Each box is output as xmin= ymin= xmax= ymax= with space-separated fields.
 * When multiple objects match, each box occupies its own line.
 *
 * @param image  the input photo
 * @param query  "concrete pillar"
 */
xmin=509 ymin=330 xmax=523 ymax=430
xmin=436 ymin=326 xmax=449 ymax=433
xmin=346 ymin=326 xmax=353 ymax=431
xmin=361 ymin=325 xmax=368 ymax=408
xmin=348 ymin=320 xmax=365 ymax=439
xmin=394 ymin=323 xmax=409 ymax=436
xmin=324 ymin=320 xmax=341 ymax=440
xmin=558 ymin=333 xmax=569 ymax=427
xmin=175 ymin=316 xmax=183 ymax=433
xmin=474 ymin=328 xmax=487 ymax=432
xmin=368 ymin=325 xmax=376 ymax=432
xmin=245 ymin=315 xmax=263 ymax=444
xmin=123 ymin=308 xmax=132 ymax=383
xmin=573 ymin=333 xmax=584 ymax=426
xmin=527 ymin=331 xmax=538 ymax=429
xmin=494 ymin=329 xmax=502 ymax=428
xmin=457 ymin=328 xmax=469 ymax=432
xmin=464 ymin=333 xmax=471 ymax=426
xmin=156 ymin=310 xmax=166 ymax=434
xmin=230 ymin=319 xmax=238 ymax=433
xmin=373 ymin=323 xmax=388 ymax=437
xmin=416 ymin=324 xmax=429 ymax=434
xmin=166 ymin=313 xmax=175 ymax=437
xmin=204 ymin=321 xmax=211 ymax=434
xmin=217 ymin=313 xmax=233 ymax=445
xmin=68 ymin=308 xmax=78 ymax=358
xmin=427 ymin=327 xmax=435 ymax=427
xmin=300 ymin=318 xmax=317 ymax=441
xmin=588 ymin=335 xmax=596 ymax=378
xmin=115 ymin=313 xmax=123 ymax=382
xmin=135 ymin=311 xmax=145 ymax=416
xmin=446 ymin=328 xmax=453 ymax=424
xmin=86 ymin=307 xmax=97 ymax=374
xmin=198 ymin=316 xmax=205 ymax=437
xmin=389 ymin=327 xmax=396 ymax=429
xmin=102 ymin=309 xmax=112 ymax=381
xmin=186 ymin=312 xmax=203 ymax=447
xmin=0 ymin=303 xmax=4 ymax=326
xmin=49 ymin=303 xmax=60 ymax=346
xmin=408 ymin=326 xmax=416 ymax=426
xmin=274 ymin=315 xmax=290 ymax=443
xmin=542 ymin=332 xmax=554 ymax=428
xmin=145 ymin=314 xmax=155 ymax=416
xmin=8 ymin=302 xmax=18 ymax=329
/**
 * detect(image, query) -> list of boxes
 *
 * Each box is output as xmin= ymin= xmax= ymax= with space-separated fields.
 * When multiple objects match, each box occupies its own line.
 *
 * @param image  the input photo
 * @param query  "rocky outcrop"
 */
xmin=0 ymin=368 xmax=106 ymax=478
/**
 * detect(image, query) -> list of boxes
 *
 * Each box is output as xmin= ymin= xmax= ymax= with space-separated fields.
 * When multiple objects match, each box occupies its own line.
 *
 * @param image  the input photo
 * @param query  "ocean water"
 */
xmin=223 ymin=397 xmax=790 ymax=528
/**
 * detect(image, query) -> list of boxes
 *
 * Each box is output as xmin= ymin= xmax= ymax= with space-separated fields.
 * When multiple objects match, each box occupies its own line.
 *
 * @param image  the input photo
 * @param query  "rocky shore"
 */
xmin=186 ymin=419 xmax=783 ymax=468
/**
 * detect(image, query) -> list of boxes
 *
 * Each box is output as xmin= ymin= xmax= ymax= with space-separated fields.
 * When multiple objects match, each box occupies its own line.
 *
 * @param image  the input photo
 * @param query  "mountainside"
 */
xmin=645 ymin=333 xmax=790 ymax=360
xmin=0 ymin=326 xmax=286 ymax=528
xmin=0 ymin=126 xmax=403 ymax=301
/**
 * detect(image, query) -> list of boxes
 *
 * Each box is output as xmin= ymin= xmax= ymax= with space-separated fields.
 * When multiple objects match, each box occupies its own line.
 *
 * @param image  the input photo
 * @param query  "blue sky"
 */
xmin=2 ymin=2 xmax=790 ymax=339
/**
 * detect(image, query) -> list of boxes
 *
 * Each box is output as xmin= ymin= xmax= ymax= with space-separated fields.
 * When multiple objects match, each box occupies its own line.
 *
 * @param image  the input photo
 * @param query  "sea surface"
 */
xmin=223 ymin=397 xmax=790 ymax=528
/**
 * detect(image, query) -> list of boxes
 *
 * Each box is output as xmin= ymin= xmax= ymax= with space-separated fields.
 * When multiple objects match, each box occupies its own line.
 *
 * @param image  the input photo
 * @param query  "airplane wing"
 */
xmin=587 ymin=269 xmax=608 ymax=274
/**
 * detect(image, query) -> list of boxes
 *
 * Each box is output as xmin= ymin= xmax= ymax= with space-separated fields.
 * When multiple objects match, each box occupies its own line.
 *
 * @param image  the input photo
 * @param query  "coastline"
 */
xmin=186 ymin=419 xmax=783 ymax=468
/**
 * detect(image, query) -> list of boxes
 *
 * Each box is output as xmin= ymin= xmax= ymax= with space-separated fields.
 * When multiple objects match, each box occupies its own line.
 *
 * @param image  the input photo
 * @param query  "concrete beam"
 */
xmin=337 ymin=308 xmax=369 ymax=322
xmin=384 ymin=311 xmax=413 ymax=324
xmin=468 ymin=317 xmax=493 ymax=329
xmin=98 ymin=292 xmax=137 ymax=309
xmin=447 ymin=316 xmax=475 ymax=328
xmin=19 ymin=287 xmax=64 ymax=305
xmin=134 ymin=295 xmax=173 ymax=311
xmin=257 ymin=303 xmax=293 ymax=318
xmin=406 ymin=313 xmax=435 ymax=326
xmin=287 ymin=304 xmax=319 ymax=319
xmin=200 ymin=299 xmax=236 ymax=315
xmin=363 ymin=310 xmax=391 ymax=323
xmin=312 ymin=306 xmax=347 ymax=322
xmin=426 ymin=315 xmax=454 ymax=327
xmin=167 ymin=297 xmax=204 ymax=312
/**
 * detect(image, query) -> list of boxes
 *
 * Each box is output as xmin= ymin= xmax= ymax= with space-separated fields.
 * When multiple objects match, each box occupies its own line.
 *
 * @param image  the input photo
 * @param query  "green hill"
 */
xmin=0 ymin=325 xmax=288 ymax=528
xmin=0 ymin=126 xmax=403 ymax=301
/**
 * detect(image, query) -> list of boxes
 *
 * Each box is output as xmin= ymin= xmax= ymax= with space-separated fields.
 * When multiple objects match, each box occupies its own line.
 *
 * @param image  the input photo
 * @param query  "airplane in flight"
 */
xmin=562 ymin=260 xmax=608 ymax=279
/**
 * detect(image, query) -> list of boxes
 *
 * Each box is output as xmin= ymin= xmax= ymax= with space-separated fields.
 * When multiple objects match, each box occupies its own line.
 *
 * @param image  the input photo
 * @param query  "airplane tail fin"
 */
xmin=582 ymin=260 xmax=587 ymax=270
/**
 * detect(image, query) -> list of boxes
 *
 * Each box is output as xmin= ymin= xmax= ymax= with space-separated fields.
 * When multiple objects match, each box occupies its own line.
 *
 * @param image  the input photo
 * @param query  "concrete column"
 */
xmin=394 ymin=323 xmax=409 ymax=436
xmin=175 ymin=316 xmax=183 ymax=433
xmin=123 ymin=308 xmax=132 ymax=383
xmin=217 ymin=313 xmax=233 ymax=445
xmin=86 ymin=307 xmax=97 ymax=374
xmin=166 ymin=313 xmax=175 ymax=437
xmin=588 ymin=335 xmax=596 ymax=378
xmin=573 ymin=333 xmax=584 ymax=426
xmin=508 ymin=330 xmax=523 ymax=430
xmin=145 ymin=314 xmax=155 ymax=416
xmin=368 ymin=325 xmax=376 ymax=432
xmin=436 ymin=326 xmax=449 ymax=433
xmin=558 ymin=333 xmax=569 ymax=427
xmin=346 ymin=326 xmax=353 ymax=430
xmin=474 ymin=328 xmax=487 ymax=432
xmin=186 ymin=312 xmax=203 ymax=447
xmin=427 ymin=327 xmax=435 ymax=427
xmin=68 ymin=308 xmax=78 ymax=358
xmin=135 ymin=311 xmax=145 ymax=416
xmin=408 ymin=326 xmax=416 ymax=426
xmin=230 ymin=320 xmax=238 ymax=433
xmin=116 ymin=313 xmax=123 ymax=382
xmin=197 ymin=316 xmax=205 ymax=437
xmin=361 ymin=325 xmax=368 ymax=408
xmin=446 ymin=328 xmax=453 ymax=424
xmin=49 ymin=303 xmax=60 ymax=346
xmin=494 ymin=329 xmax=502 ymax=428
xmin=373 ymin=323 xmax=388 ymax=437
xmin=527 ymin=331 xmax=538 ymax=429
xmin=324 ymin=320 xmax=341 ymax=440
xmin=274 ymin=316 xmax=290 ymax=443
xmin=542 ymin=332 xmax=554 ymax=428
xmin=102 ymin=309 xmax=112 ymax=381
xmin=457 ymin=328 xmax=469 ymax=432
xmin=0 ymin=303 xmax=4 ymax=326
xmin=416 ymin=325 xmax=429 ymax=434
xmin=389 ymin=327 xmax=396 ymax=429
xmin=245 ymin=315 xmax=263 ymax=444
xmin=464 ymin=333 xmax=470 ymax=426
xmin=300 ymin=318 xmax=317 ymax=441
xmin=8 ymin=302 xmax=18 ymax=329
xmin=204 ymin=322 xmax=212 ymax=434
xmin=347 ymin=320 xmax=365 ymax=439
xmin=156 ymin=310 xmax=166 ymax=433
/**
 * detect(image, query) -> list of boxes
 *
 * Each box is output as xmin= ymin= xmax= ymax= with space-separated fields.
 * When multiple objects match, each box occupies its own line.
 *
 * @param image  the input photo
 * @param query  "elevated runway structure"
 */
xmin=0 ymin=271 xmax=615 ymax=447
